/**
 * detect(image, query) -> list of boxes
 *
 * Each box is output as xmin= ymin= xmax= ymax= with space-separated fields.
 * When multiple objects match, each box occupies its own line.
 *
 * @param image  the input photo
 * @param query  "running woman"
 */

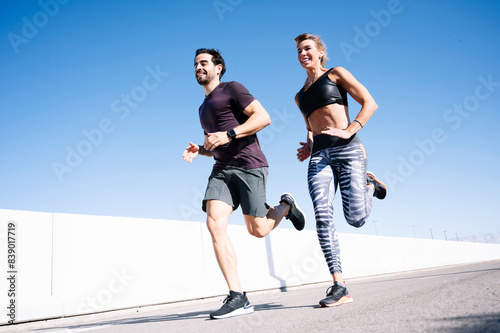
xmin=294 ymin=34 xmax=387 ymax=307
xmin=183 ymin=48 xmax=306 ymax=319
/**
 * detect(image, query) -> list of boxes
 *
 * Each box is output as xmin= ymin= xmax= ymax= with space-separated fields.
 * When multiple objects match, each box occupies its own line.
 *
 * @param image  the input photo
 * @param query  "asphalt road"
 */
xmin=5 ymin=260 xmax=500 ymax=333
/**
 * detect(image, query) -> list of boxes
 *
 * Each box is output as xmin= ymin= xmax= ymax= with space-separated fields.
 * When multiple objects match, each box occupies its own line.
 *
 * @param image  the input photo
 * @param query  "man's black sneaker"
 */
xmin=280 ymin=193 xmax=305 ymax=231
xmin=209 ymin=291 xmax=254 ymax=319
xmin=319 ymin=282 xmax=353 ymax=307
xmin=367 ymin=171 xmax=387 ymax=200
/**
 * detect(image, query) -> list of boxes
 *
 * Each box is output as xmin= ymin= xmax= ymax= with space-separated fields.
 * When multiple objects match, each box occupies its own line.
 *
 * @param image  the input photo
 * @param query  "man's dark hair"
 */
xmin=195 ymin=48 xmax=226 ymax=79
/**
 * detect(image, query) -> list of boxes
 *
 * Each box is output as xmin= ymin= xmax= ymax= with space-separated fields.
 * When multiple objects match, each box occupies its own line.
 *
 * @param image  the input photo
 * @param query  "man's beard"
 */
xmin=196 ymin=71 xmax=212 ymax=85
xmin=197 ymin=77 xmax=208 ymax=85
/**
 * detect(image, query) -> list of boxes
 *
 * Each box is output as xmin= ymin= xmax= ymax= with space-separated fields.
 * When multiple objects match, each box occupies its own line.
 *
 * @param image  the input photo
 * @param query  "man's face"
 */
xmin=194 ymin=53 xmax=220 ymax=86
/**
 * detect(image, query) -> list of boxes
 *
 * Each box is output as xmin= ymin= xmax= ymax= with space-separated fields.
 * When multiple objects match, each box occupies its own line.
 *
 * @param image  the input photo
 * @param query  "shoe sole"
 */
xmin=210 ymin=305 xmax=254 ymax=319
xmin=282 ymin=192 xmax=305 ymax=231
xmin=367 ymin=171 xmax=387 ymax=199
xmin=319 ymin=295 xmax=354 ymax=307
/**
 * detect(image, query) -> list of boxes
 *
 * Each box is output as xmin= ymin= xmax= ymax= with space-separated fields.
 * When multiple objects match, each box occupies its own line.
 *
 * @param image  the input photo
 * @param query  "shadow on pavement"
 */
xmin=31 ymin=301 xmax=315 ymax=331
xmin=435 ymin=313 xmax=500 ymax=333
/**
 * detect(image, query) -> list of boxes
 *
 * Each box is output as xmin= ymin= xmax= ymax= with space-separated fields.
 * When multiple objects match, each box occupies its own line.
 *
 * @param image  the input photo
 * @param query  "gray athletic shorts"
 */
xmin=202 ymin=167 xmax=269 ymax=217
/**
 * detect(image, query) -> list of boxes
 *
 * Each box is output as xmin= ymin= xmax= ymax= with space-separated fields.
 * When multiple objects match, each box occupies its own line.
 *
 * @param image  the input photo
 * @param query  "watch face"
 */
xmin=228 ymin=129 xmax=236 ymax=139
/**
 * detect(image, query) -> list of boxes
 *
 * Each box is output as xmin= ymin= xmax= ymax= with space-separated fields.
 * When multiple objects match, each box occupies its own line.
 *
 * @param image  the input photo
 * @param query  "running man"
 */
xmin=183 ymin=48 xmax=306 ymax=319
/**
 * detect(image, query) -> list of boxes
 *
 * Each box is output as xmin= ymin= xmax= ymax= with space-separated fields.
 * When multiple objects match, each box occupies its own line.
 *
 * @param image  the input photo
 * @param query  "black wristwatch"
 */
xmin=227 ymin=129 xmax=237 ymax=140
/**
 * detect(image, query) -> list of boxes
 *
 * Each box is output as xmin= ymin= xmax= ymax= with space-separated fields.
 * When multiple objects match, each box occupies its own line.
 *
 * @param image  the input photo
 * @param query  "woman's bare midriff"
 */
xmin=307 ymin=103 xmax=350 ymax=136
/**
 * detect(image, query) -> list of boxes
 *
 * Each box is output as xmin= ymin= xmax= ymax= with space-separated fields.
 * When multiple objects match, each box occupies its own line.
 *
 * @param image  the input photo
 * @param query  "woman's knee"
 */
xmin=346 ymin=216 xmax=367 ymax=228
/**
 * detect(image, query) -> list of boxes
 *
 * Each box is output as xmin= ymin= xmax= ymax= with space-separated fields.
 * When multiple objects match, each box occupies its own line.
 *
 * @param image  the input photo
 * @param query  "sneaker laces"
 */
xmin=325 ymin=283 xmax=344 ymax=297
xmin=222 ymin=293 xmax=242 ymax=308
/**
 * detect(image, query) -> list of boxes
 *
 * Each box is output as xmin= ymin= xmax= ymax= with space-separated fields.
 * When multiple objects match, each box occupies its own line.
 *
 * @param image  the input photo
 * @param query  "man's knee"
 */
xmin=249 ymin=228 xmax=266 ymax=238
xmin=206 ymin=216 xmax=226 ymax=238
xmin=245 ymin=216 xmax=267 ymax=238
xmin=205 ymin=200 xmax=232 ymax=237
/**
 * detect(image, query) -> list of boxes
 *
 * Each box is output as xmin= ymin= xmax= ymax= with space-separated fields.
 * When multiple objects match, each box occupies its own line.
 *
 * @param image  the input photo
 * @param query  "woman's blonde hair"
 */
xmin=294 ymin=33 xmax=329 ymax=67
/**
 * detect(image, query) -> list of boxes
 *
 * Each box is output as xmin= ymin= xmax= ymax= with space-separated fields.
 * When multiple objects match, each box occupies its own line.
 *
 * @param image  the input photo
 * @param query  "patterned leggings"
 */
xmin=308 ymin=141 xmax=374 ymax=274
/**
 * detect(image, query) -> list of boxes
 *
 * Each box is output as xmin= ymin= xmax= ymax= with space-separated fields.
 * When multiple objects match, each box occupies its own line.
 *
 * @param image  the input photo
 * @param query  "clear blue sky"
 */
xmin=1 ymin=0 xmax=499 ymax=243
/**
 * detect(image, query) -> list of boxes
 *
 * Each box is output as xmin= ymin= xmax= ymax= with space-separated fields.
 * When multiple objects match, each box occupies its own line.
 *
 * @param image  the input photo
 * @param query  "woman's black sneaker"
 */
xmin=210 ymin=291 xmax=254 ymax=319
xmin=367 ymin=171 xmax=387 ymax=199
xmin=319 ymin=282 xmax=353 ymax=307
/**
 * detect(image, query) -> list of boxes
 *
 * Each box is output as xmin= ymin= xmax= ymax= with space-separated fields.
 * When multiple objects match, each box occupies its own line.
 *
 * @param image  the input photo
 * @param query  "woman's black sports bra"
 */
xmin=297 ymin=68 xmax=348 ymax=119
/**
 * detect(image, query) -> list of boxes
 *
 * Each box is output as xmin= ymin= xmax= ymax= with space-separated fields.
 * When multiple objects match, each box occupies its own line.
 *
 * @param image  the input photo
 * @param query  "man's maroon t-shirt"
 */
xmin=199 ymin=81 xmax=268 ymax=170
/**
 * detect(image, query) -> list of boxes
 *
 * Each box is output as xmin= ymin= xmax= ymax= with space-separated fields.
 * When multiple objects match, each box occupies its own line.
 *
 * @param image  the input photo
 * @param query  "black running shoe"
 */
xmin=280 ymin=193 xmax=305 ymax=231
xmin=319 ymin=282 xmax=353 ymax=307
xmin=210 ymin=291 xmax=254 ymax=320
xmin=367 ymin=171 xmax=387 ymax=200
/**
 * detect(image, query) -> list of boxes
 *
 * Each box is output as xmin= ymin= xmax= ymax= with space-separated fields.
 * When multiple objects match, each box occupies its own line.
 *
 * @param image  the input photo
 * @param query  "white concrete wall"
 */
xmin=1 ymin=208 xmax=500 ymax=324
